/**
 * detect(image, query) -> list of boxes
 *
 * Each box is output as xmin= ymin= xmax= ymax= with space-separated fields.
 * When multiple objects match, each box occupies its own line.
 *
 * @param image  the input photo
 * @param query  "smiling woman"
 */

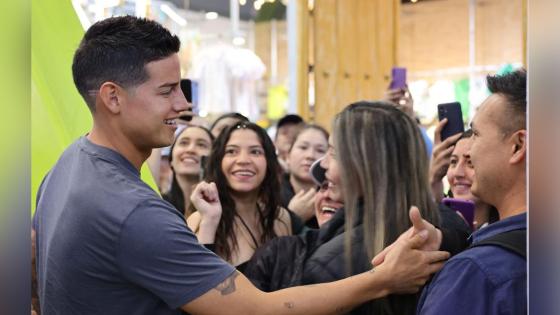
xmin=163 ymin=125 xmax=214 ymax=216
xmin=187 ymin=122 xmax=296 ymax=270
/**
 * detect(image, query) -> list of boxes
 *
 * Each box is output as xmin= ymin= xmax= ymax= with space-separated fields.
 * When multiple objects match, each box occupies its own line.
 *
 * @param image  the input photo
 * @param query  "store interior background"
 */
xmin=31 ymin=0 xmax=525 ymax=209
xmin=71 ymin=0 xmax=525 ymax=128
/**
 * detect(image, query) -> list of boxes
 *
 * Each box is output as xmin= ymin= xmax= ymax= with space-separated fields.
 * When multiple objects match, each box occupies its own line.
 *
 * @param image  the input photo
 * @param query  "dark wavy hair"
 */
xmin=72 ymin=15 xmax=180 ymax=111
xmin=164 ymin=125 xmax=214 ymax=216
xmin=203 ymin=122 xmax=284 ymax=261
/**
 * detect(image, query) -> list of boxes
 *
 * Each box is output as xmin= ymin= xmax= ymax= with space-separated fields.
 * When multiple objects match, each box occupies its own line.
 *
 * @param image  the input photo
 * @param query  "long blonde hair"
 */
xmin=333 ymin=101 xmax=440 ymax=266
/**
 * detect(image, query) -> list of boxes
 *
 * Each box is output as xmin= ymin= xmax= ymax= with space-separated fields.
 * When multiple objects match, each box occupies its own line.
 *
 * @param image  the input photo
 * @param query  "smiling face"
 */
xmin=221 ymin=129 xmax=267 ymax=195
xmin=469 ymin=94 xmax=514 ymax=205
xmin=314 ymin=182 xmax=344 ymax=227
xmin=287 ymin=128 xmax=328 ymax=183
xmin=171 ymin=127 xmax=212 ymax=177
xmin=320 ymin=136 xmax=344 ymax=203
xmin=446 ymin=138 xmax=477 ymax=201
xmin=118 ymin=54 xmax=189 ymax=151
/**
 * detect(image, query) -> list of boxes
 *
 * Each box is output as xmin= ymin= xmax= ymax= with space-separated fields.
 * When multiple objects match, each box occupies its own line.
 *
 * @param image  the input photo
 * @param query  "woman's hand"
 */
xmin=382 ymin=87 xmax=414 ymax=118
xmin=429 ymin=119 xmax=462 ymax=201
xmin=189 ymin=181 xmax=222 ymax=243
xmin=288 ymin=188 xmax=317 ymax=222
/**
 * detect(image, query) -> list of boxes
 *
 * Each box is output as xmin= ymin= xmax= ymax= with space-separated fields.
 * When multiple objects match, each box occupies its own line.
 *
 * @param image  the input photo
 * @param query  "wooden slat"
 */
xmin=336 ymin=0 xmax=359 ymax=108
xmin=356 ymin=0 xmax=377 ymax=101
xmin=313 ymin=0 xmax=339 ymax=131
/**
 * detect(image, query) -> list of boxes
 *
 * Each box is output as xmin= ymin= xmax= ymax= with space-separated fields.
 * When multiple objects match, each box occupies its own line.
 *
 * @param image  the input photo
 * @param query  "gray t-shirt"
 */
xmin=34 ymin=136 xmax=235 ymax=315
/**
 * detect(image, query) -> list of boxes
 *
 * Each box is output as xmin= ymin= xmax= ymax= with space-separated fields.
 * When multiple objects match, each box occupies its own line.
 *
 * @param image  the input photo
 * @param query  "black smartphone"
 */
xmin=179 ymin=79 xmax=193 ymax=122
xmin=437 ymin=102 xmax=464 ymax=141
xmin=199 ymin=155 xmax=208 ymax=182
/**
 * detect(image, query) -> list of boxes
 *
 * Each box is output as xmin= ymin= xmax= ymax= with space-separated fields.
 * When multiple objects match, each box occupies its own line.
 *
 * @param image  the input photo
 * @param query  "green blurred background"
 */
xmin=31 ymin=0 xmax=156 ymax=215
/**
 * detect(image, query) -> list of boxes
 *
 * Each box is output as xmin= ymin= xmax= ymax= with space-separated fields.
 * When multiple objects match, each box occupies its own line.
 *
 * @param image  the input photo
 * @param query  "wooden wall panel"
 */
xmin=313 ymin=0 xmax=399 ymax=131
xmin=399 ymin=0 xmax=524 ymax=76
xmin=399 ymin=0 xmax=470 ymax=73
xmin=336 ymin=0 xmax=359 ymax=108
xmin=374 ymin=0 xmax=399 ymax=98
xmin=475 ymin=0 xmax=523 ymax=66
xmin=356 ymin=0 xmax=377 ymax=101
xmin=313 ymin=0 xmax=339 ymax=130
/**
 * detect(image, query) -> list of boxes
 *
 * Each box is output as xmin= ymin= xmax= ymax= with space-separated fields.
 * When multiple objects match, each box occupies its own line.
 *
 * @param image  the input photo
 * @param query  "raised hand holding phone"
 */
xmin=437 ymin=102 xmax=464 ymax=141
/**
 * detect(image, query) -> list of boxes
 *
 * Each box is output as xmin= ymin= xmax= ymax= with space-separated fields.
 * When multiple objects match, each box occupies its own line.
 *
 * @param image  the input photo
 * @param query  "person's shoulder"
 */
xmin=275 ymin=206 xmax=293 ymax=234
xmin=444 ymin=245 xmax=526 ymax=285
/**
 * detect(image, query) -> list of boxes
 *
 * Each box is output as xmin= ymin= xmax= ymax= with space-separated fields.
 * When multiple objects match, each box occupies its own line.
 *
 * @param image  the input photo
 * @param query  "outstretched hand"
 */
xmin=375 ymin=226 xmax=449 ymax=294
xmin=372 ymin=206 xmax=444 ymax=267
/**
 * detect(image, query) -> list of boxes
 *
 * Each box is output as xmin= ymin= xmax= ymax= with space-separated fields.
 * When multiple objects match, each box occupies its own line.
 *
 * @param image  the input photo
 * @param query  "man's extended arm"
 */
xmin=183 ymin=231 xmax=449 ymax=315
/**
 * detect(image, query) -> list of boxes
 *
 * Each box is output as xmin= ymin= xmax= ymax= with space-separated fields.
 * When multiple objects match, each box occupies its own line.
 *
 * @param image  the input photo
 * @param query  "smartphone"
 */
xmin=179 ymin=79 xmax=194 ymax=121
xmin=442 ymin=197 xmax=475 ymax=230
xmin=437 ymin=102 xmax=464 ymax=141
xmin=389 ymin=67 xmax=407 ymax=90
xmin=199 ymin=155 xmax=208 ymax=182
xmin=309 ymin=157 xmax=326 ymax=186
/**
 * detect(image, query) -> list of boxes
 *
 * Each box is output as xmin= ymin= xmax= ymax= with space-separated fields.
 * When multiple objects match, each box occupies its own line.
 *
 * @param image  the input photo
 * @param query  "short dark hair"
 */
xmin=486 ymin=69 xmax=527 ymax=134
xmin=72 ymin=16 xmax=181 ymax=111
xmin=276 ymin=114 xmax=304 ymax=129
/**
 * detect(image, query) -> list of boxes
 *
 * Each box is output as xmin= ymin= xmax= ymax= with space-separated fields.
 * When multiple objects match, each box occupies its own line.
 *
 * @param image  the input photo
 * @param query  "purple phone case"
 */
xmin=442 ymin=197 xmax=475 ymax=229
xmin=389 ymin=67 xmax=407 ymax=90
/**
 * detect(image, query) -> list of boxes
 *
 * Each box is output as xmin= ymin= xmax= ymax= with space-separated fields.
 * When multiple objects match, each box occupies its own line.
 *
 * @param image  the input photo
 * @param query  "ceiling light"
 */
xmin=254 ymin=0 xmax=264 ymax=10
xmin=239 ymin=0 xmax=247 ymax=5
xmin=233 ymin=36 xmax=246 ymax=46
xmin=160 ymin=4 xmax=187 ymax=26
xmin=205 ymin=11 xmax=218 ymax=20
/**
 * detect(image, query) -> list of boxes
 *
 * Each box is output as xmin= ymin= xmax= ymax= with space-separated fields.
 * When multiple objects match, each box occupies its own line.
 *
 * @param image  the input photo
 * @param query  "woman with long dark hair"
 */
xmin=187 ymin=122 xmax=294 ymax=269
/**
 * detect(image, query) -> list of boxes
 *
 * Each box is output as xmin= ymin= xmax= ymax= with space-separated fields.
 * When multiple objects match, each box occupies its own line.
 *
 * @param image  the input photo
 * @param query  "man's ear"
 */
xmin=98 ymin=82 xmax=123 ymax=114
xmin=510 ymin=129 xmax=527 ymax=164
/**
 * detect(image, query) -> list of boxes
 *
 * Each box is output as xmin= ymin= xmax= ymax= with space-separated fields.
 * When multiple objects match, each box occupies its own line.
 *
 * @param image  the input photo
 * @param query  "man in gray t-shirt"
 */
xmin=34 ymin=16 xmax=450 ymax=315
xmin=34 ymin=137 xmax=235 ymax=314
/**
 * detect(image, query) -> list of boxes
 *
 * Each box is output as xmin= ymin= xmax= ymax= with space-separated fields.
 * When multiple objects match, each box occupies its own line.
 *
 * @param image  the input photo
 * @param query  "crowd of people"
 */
xmin=32 ymin=16 xmax=527 ymax=315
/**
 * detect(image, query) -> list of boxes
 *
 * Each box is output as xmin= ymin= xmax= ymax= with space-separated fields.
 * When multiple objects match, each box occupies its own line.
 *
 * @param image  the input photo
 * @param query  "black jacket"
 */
xmin=244 ymin=203 xmax=470 ymax=314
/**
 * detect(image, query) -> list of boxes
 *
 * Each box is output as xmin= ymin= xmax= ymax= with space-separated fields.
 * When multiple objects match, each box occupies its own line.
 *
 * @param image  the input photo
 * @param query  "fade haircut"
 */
xmin=486 ymin=69 xmax=527 ymax=135
xmin=72 ymin=15 xmax=181 ymax=111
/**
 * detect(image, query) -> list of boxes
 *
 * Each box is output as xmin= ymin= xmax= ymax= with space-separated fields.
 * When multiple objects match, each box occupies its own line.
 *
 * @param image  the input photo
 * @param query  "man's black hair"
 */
xmin=72 ymin=15 xmax=181 ymax=111
xmin=486 ymin=69 xmax=527 ymax=134
xmin=276 ymin=114 xmax=304 ymax=129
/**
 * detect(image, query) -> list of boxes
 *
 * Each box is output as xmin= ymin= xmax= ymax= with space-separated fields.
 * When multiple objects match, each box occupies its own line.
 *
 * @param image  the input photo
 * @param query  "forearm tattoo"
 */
xmin=214 ymin=271 xmax=239 ymax=296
